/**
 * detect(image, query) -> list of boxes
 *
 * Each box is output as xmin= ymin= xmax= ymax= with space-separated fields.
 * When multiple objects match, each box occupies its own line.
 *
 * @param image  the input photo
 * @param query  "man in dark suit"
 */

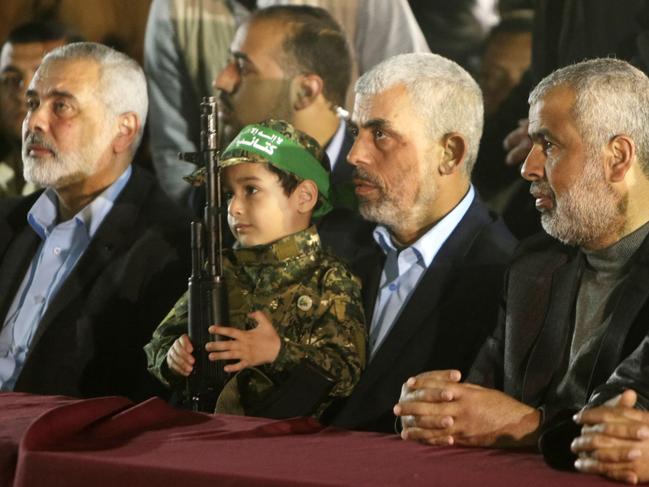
xmin=0 ymin=42 xmax=191 ymax=401
xmin=211 ymin=5 xmax=374 ymax=262
xmin=396 ymin=58 xmax=649 ymax=484
xmin=323 ymin=52 xmax=517 ymax=433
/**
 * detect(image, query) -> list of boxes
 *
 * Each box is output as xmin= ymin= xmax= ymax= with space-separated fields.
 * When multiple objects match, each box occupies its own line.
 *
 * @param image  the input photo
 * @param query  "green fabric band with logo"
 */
xmin=219 ymin=123 xmax=332 ymax=218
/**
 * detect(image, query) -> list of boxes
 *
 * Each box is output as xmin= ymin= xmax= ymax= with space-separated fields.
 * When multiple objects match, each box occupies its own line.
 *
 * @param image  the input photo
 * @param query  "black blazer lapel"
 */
xmin=362 ymin=260 xmax=453 ymax=386
xmin=351 ymin=245 xmax=384 ymax=329
xmin=0 ymin=227 xmax=41 ymax=323
xmin=0 ymin=195 xmax=41 ymax=323
xmin=27 ymin=169 xmax=153 ymax=350
xmin=0 ymin=209 xmax=15 ymax=257
xmin=521 ymin=253 xmax=583 ymax=404
xmin=590 ymin=235 xmax=649 ymax=388
xmin=356 ymin=197 xmax=493 ymax=388
xmin=330 ymin=127 xmax=354 ymax=186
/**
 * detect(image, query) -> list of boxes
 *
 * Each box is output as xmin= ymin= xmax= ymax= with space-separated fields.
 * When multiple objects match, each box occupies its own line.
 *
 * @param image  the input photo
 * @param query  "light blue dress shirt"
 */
xmin=368 ymin=186 xmax=475 ymax=358
xmin=0 ymin=166 xmax=132 ymax=390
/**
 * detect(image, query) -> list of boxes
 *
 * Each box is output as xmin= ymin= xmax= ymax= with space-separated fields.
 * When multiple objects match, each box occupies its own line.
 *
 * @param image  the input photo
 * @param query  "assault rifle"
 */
xmin=179 ymin=96 xmax=229 ymax=412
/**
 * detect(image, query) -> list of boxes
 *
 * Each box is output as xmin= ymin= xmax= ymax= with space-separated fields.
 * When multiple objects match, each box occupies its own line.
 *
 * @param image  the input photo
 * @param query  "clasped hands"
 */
xmin=394 ymin=370 xmax=540 ymax=448
xmin=166 ymin=310 xmax=281 ymax=376
xmin=397 ymin=371 xmax=649 ymax=484
xmin=572 ymin=389 xmax=649 ymax=485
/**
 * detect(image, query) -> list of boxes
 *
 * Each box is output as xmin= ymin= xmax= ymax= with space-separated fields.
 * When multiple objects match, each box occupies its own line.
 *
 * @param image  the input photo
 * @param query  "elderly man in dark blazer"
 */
xmin=396 ymin=58 xmax=649 ymax=484
xmin=322 ymin=52 xmax=517 ymax=433
xmin=0 ymin=42 xmax=190 ymax=401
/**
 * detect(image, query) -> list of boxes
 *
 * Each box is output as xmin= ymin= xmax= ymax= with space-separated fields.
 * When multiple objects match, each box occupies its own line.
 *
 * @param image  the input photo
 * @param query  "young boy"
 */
xmin=145 ymin=120 xmax=366 ymax=419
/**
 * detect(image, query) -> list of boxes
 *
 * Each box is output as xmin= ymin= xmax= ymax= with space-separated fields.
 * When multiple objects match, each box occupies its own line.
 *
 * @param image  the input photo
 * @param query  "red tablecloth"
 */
xmin=0 ymin=392 xmax=615 ymax=486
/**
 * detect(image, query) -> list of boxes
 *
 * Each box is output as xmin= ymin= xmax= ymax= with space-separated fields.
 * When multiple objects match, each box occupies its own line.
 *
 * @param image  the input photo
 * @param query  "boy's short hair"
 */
xmin=219 ymin=119 xmax=333 ymax=217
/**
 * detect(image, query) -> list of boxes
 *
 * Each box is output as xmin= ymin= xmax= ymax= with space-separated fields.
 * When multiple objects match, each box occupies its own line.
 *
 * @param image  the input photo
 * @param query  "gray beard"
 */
xmin=541 ymin=160 xmax=624 ymax=247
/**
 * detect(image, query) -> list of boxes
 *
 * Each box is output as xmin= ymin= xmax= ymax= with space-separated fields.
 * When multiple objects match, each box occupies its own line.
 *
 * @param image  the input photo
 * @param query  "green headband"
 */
xmin=220 ymin=124 xmax=332 ymax=218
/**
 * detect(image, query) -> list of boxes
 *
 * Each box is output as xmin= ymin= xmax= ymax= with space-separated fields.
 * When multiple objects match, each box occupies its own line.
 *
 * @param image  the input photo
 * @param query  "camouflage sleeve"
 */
xmin=269 ymin=263 xmax=367 ymax=398
xmin=143 ymin=291 xmax=190 ymax=389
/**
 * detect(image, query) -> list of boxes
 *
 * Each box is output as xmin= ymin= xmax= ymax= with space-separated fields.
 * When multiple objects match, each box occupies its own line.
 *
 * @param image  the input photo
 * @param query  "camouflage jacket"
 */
xmin=145 ymin=225 xmax=366 ymax=417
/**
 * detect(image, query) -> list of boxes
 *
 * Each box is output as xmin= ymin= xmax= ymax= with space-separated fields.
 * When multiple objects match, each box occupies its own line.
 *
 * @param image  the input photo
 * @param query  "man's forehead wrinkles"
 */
xmin=30 ymin=76 xmax=74 ymax=95
xmin=351 ymin=104 xmax=373 ymax=126
xmin=527 ymin=116 xmax=542 ymax=133
xmin=349 ymin=113 xmax=363 ymax=126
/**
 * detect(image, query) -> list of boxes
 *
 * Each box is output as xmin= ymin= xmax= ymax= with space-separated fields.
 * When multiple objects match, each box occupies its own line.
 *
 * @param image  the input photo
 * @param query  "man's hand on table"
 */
xmin=394 ymin=369 xmax=540 ymax=448
xmin=573 ymin=390 xmax=649 ymax=485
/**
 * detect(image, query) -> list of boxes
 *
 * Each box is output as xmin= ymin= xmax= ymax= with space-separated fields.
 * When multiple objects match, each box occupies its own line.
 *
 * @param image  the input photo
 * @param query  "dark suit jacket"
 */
xmin=318 ymin=126 xmax=376 ymax=263
xmin=0 ymin=167 xmax=191 ymax=401
xmin=324 ymin=196 xmax=517 ymax=432
xmin=467 ymin=231 xmax=649 ymax=469
xmin=317 ymin=208 xmax=375 ymax=265
xmin=329 ymin=126 xmax=354 ymax=187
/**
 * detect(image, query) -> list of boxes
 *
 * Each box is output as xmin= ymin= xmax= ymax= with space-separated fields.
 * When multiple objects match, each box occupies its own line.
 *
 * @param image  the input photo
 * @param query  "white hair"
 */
xmin=41 ymin=42 xmax=148 ymax=152
xmin=355 ymin=52 xmax=484 ymax=175
xmin=529 ymin=57 xmax=649 ymax=178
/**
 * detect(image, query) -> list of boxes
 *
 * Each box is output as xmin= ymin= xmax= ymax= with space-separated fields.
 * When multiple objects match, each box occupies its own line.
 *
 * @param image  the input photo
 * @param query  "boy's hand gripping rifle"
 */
xmin=179 ymin=96 xmax=229 ymax=412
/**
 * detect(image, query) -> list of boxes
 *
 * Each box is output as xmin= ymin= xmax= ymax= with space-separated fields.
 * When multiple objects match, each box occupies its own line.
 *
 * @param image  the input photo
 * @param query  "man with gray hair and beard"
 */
xmin=0 ymin=42 xmax=190 ymax=401
xmin=322 ymin=52 xmax=516 ymax=433
xmin=396 ymin=57 xmax=649 ymax=484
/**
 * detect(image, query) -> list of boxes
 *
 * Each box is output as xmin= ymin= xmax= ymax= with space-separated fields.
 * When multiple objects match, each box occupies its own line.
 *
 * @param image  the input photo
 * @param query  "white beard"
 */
xmin=539 ymin=157 xmax=624 ymax=246
xmin=22 ymin=131 xmax=110 ymax=188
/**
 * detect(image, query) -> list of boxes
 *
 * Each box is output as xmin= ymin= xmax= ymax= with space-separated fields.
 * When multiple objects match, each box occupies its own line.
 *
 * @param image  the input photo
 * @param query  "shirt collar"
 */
xmin=373 ymin=185 xmax=475 ymax=268
xmin=232 ymin=225 xmax=321 ymax=265
xmin=325 ymin=118 xmax=346 ymax=172
xmin=27 ymin=165 xmax=132 ymax=240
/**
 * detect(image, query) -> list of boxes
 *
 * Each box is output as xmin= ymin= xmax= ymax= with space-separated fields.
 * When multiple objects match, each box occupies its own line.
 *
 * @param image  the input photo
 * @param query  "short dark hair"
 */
xmin=5 ymin=20 xmax=80 ymax=45
xmin=251 ymin=6 xmax=352 ymax=107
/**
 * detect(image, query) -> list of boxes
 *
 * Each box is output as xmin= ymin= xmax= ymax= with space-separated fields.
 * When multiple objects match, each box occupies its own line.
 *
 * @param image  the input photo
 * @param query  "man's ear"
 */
xmin=295 ymin=179 xmax=318 ymax=213
xmin=438 ymin=132 xmax=467 ymax=175
xmin=113 ymin=112 xmax=140 ymax=154
xmin=607 ymin=134 xmax=635 ymax=183
xmin=293 ymin=74 xmax=323 ymax=111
